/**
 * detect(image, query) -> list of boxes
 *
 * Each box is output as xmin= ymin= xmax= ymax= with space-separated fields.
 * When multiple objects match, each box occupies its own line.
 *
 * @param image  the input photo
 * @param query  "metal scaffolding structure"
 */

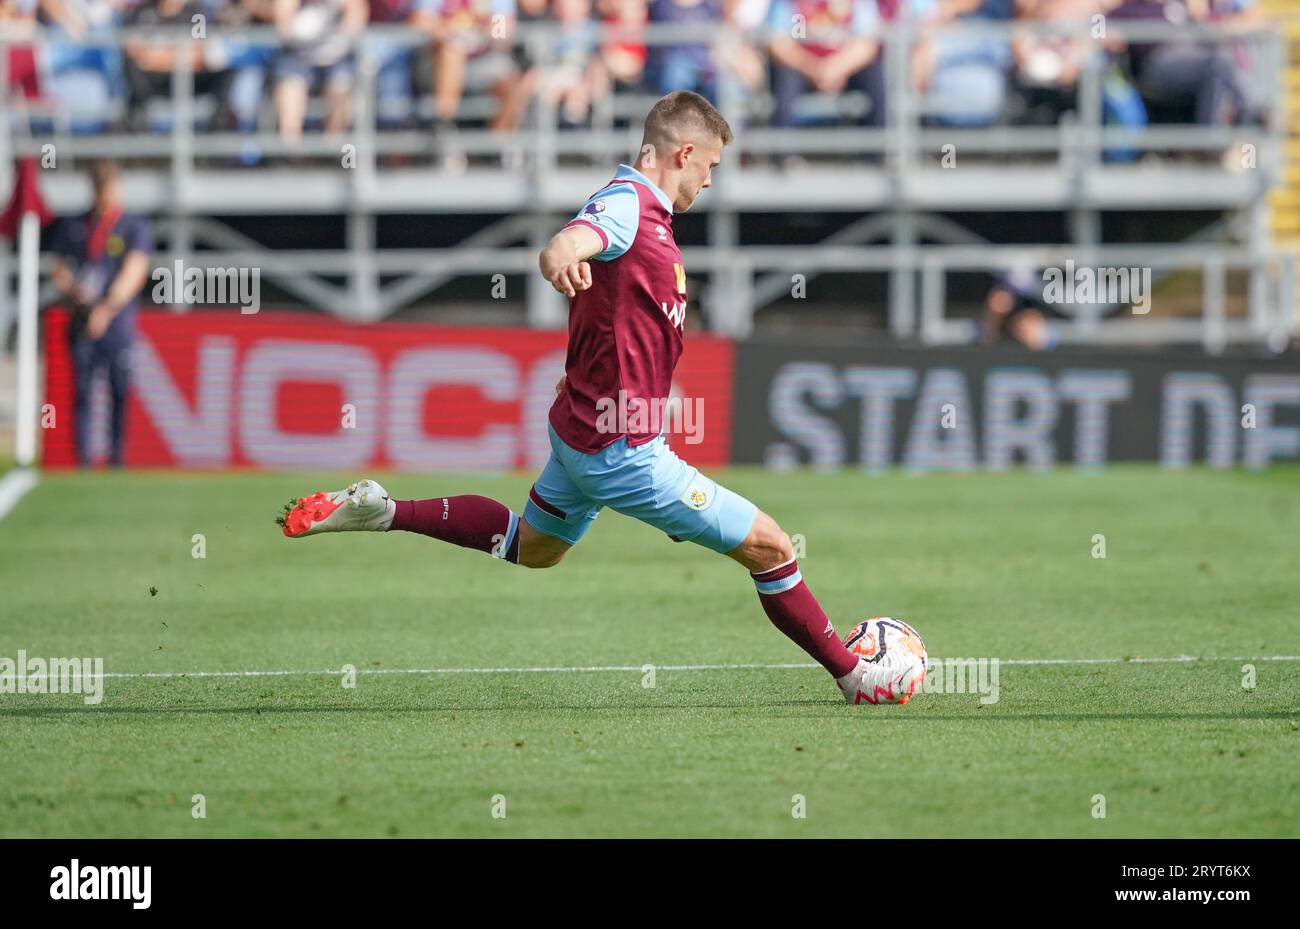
xmin=1 ymin=18 xmax=1295 ymax=352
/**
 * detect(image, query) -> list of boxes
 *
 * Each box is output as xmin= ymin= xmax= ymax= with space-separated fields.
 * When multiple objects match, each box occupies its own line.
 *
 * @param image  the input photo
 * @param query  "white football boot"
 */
xmin=835 ymin=656 xmax=925 ymax=706
xmin=279 ymin=479 xmax=396 ymax=538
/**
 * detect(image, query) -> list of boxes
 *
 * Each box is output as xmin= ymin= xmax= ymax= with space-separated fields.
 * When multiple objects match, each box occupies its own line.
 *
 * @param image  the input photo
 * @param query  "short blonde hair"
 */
xmin=642 ymin=91 xmax=734 ymax=152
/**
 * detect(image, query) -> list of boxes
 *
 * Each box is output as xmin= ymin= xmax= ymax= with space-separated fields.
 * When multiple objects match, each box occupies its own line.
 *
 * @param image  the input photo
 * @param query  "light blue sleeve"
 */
xmin=565 ymin=183 xmax=640 ymax=262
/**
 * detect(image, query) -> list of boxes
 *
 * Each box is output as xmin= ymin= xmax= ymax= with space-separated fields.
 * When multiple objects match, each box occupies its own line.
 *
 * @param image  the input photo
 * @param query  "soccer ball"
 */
xmin=843 ymin=617 xmax=928 ymax=704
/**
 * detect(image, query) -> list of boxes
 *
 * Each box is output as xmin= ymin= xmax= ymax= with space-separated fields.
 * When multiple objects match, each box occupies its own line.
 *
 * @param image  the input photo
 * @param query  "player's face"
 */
xmin=675 ymin=137 xmax=724 ymax=213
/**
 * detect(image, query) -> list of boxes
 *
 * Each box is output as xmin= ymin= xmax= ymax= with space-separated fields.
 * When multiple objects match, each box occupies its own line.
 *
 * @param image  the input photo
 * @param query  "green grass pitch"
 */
xmin=1 ymin=465 xmax=1297 ymax=837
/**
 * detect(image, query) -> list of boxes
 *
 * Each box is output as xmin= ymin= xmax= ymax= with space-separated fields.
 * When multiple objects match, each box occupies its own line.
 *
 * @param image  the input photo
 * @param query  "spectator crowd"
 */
xmin=1 ymin=0 xmax=1271 ymax=163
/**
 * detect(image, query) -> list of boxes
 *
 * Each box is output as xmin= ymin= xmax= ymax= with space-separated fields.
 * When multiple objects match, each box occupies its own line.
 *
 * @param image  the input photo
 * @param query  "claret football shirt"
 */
xmin=549 ymin=163 xmax=689 ymax=453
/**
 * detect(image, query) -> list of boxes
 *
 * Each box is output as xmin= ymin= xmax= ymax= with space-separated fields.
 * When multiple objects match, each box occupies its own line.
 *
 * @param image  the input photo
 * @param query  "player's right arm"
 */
xmin=539 ymin=225 xmax=603 ymax=298
xmin=540 ymin=182 xmax=641 ymax=297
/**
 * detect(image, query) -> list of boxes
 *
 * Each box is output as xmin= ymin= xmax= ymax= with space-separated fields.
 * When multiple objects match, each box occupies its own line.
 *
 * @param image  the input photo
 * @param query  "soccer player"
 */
xmin=278 ymin=91 xmax=920 ymax=706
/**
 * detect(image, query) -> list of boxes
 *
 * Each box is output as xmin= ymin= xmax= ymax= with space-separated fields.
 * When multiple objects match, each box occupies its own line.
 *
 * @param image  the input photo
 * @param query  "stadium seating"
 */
xmin=0 ymin=1 xmax=1296 ymax=350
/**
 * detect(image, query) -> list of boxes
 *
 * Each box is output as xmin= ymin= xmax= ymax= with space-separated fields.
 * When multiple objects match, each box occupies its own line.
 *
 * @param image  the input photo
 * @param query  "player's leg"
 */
xmin=584 ymin=440 xmax=852 ymax=674
xmin=278 ymin=448 xmax=596 ymax=570
xmin=387 ymin=491 xmax=525 ymax=562
xmin=515 ymin=448 xmax=601 ymax=567
xmin=727 ymin=508 xmax=922 ymax=704
xmin=600 ymin=440 xmax=919 ymax=704
xmin=384 ymin=493 xmax=576 ymax=569
xmin=723 ymin=508 xmax=859 ymax=682
xmin=514 ymin=519 xmax=572 ymax=569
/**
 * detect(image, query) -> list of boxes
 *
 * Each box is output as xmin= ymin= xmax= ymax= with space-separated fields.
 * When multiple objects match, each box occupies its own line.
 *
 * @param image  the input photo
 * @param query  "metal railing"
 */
xmin=0 ymin=16 xmax=1294 ymax=351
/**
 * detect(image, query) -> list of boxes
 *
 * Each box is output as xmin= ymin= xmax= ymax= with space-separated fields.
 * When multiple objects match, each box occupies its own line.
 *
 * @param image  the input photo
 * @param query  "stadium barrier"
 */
xmin=44 ymin=309 xmax=1298 ymax=472
xmin=41 ymin=309 xmax=735 ymax=470
xmin=735 ymin=340 xmax=1300 ymax=470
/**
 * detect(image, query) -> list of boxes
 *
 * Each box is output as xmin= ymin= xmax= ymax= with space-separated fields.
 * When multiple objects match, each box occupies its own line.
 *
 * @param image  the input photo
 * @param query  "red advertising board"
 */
xmin=43 ymin=310 xmax=735 ymax=471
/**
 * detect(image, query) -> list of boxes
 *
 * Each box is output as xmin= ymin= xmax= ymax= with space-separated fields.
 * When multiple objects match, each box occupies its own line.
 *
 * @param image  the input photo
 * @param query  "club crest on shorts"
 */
xmin=679 ymin=479 xmax=713 ymax=511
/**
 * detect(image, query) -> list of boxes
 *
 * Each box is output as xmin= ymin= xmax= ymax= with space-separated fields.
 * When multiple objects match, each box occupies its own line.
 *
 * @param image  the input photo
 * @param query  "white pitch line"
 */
xmin=41 ymin=654 xmax=1300 ymax=681
xmin=87 ymin=662 xmax=818 ymax=679
xmin=0 ymin=468 xmax=38 ymax=523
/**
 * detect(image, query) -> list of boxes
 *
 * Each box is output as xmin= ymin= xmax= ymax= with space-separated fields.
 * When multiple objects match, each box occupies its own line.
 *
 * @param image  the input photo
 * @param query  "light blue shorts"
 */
xmin=523 ymin=424 xmax=759 ymax=555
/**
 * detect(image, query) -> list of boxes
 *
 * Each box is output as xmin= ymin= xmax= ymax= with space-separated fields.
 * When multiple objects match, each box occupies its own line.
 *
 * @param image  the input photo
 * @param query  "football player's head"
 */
xmin=639 ymin=91 xmax=733 ymax=213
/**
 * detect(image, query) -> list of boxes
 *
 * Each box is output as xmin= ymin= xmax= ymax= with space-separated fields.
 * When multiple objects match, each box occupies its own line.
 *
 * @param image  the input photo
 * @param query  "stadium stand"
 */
xmin=0 ymin=1 xmax=1296 ymax=353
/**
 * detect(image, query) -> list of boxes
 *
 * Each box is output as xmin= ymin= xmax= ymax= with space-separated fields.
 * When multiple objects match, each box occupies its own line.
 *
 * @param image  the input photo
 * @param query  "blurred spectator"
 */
xmin=970 ymin=0 xmax=1015 ymax=16
xmin=722 ymin=0 xmax=769 ymax=93
xmin=211 ymin=0 xmax=280 ymax=144
xmin=599 ymin=0 xmax=649 ymax=91
xmin=646 ymin=0 xmax=721 ymax=100
xmin=511 ymin=0 xmax=550 ymax=100
xmin=49 ymin=161 xmax=153 ymax=467
xmin=273 ymin=0 xmax=367 ymax=142
xmin=912 ymin=0 xmax=1014 ymax=127
xmin=1106 ymin=0 xmax=1253 ymax=126
xmin=516 ymin=0 xmax=547 ymax=16
xmin=1205 ymin=0 xmax=1269 ymax=131
xmin=417 ymin=0 xmax=524 ymax=167
xmin=1099 ymin=52 xmax=1147 ymax=161
xmin=367 ymin=0 xmax=422 ymax=128
xmin=122 ymin=0 xmax=234 ymax=132
xmin=767 ymin=0 xmax=886 ymax=134
xmin=1204 ymin=0 xmax=1264 ymax=29
xmin=982 ymin=265 xmax=1054 ymax=349
xmin=41 ymin=0 xmax=130 ymax=132
xmin=522 ymin=0 xmax=608 ymax=128
xmin=730 ymin=0 xmax=769 ymax=28
xmin=1011 ymin=0 xmax=1097 ymax=125
xmin=8 ymin=0 xmax=1267 ymax=146
xmin=2 ymin=0 xmax=43 ymax=105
